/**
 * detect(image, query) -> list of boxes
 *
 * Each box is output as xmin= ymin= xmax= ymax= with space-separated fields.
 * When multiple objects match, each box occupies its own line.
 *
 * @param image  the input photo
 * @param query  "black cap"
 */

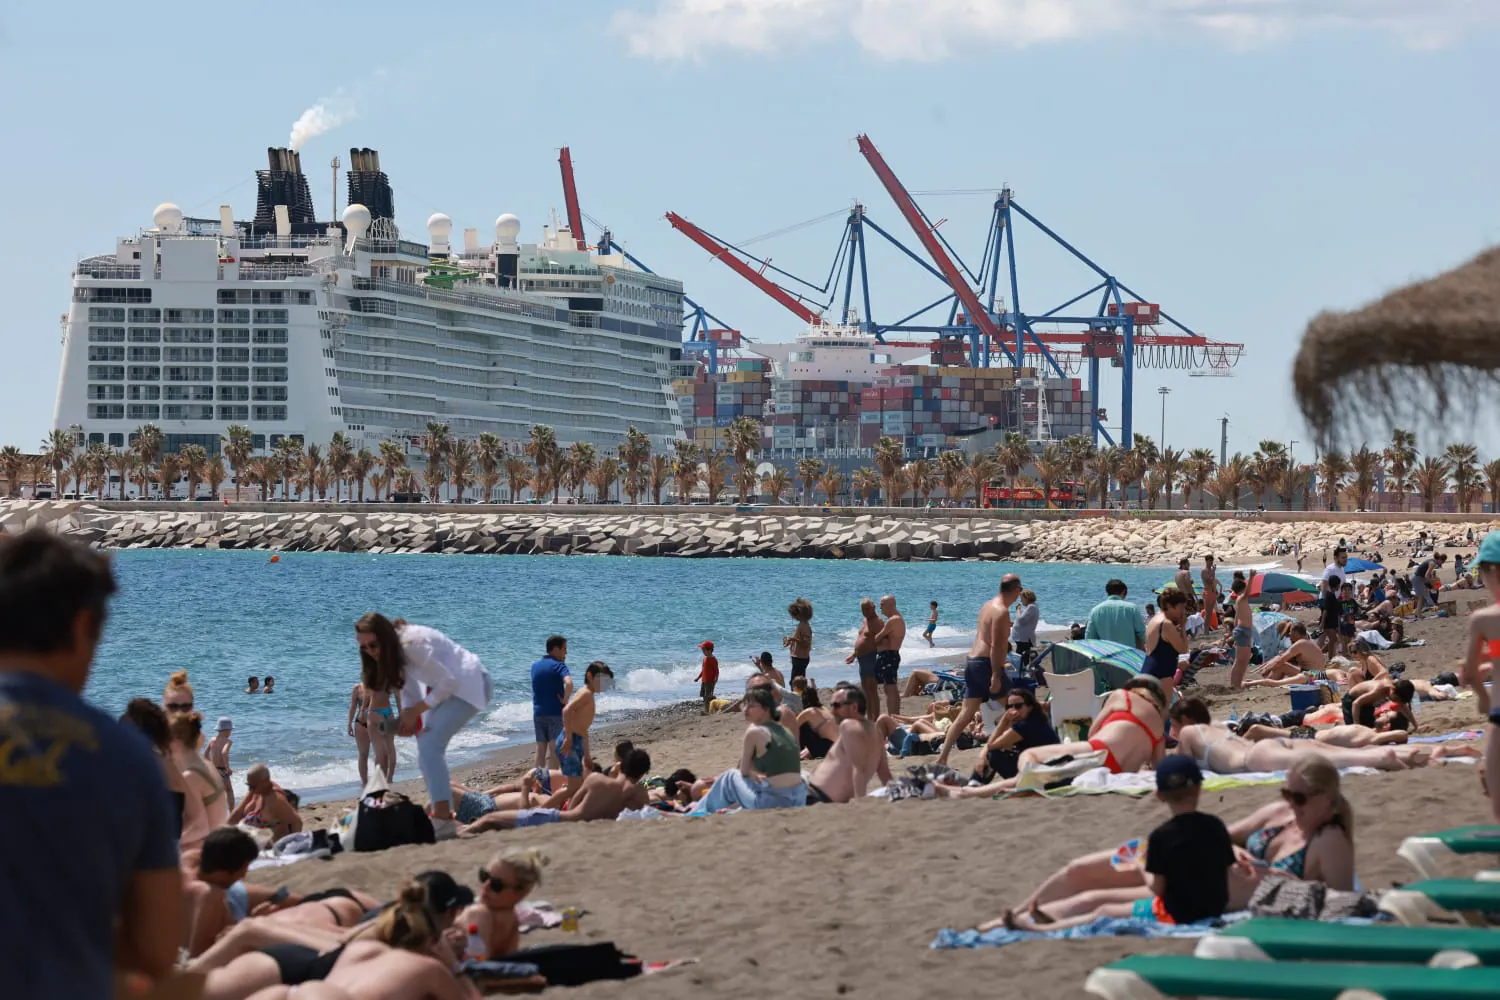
xmin=1156 ymin=755 xmax=1204 ymax=792
xmin=414 ymin=870 xmax=474 ymax=911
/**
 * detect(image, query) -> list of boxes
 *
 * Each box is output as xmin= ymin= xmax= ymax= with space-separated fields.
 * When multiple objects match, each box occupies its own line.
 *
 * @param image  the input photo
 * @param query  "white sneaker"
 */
xmin=431 ymin=818 xmax=458 ymax=841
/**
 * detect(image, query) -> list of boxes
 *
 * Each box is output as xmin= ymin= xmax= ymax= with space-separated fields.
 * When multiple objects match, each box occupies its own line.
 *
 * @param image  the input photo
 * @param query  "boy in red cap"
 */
xmin=695 ymin=641 xmax=719 ymax=714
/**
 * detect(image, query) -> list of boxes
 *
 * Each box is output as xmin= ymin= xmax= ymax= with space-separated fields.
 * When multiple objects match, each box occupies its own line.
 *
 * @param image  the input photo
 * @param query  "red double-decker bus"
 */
xmin=980 ymin=480 xmax=1087 ymax=509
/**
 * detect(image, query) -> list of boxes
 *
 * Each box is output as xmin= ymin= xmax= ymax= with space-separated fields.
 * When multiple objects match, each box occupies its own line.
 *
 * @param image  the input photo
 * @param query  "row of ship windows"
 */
xmin=88 ymin=385 xmax=289 ymax=402
xmin=89 ymin=326 xmax=288 ymax=345
xmin=84 ymin=433 xmax=296 ymax=451
xmin=88 ymin=307 xmax=291 ymax=324
xmin=217 ymin=290 xmax=313 ymax=306
xmin=87 ymin=347 xmax=289 ymax=363
xmin=87 ymin=365 xmax=289 ymax=382
xmin=86 ymin=404 xmax=288 ymax=421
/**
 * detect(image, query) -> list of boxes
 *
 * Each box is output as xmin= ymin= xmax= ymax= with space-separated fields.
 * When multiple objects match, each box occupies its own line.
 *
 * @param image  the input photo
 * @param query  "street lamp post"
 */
xmin=1157 ymin=386 xmax=1171 ymax=450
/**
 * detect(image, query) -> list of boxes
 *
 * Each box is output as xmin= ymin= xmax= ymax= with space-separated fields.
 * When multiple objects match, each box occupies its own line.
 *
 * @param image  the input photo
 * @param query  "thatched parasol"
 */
xmin=1293 ymin=245 xmax=1500 ymax=445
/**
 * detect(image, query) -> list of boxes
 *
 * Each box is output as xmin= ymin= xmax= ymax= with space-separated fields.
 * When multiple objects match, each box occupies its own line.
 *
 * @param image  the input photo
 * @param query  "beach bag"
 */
xmin=507 ymin=942 xmax=642 ymax=986
xmin=352 ymin=791 xmax=434 ymax=853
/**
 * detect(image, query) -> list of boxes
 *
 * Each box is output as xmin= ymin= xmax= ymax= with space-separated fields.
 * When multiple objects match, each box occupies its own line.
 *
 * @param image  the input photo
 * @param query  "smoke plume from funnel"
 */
xmin=289 ymin=91 xmax=356 ymax=151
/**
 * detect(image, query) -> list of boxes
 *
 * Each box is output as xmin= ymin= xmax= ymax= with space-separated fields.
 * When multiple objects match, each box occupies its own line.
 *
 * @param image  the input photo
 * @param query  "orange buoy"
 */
xmin=269 ymin=554 xmax=280 ymax=563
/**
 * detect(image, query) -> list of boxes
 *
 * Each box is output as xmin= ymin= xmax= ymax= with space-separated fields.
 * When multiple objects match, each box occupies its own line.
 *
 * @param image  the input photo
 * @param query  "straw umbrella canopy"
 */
xmin=1293 ymin=245 xmax=1500 ymax=445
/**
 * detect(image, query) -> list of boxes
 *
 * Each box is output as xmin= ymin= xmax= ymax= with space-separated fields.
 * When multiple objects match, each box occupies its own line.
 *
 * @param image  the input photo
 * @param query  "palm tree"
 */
xmin=702 ymin=451 xmax=729 ymax=503
xmin=246 ymin=456 xmax=276 ymax=501
xmin=733 ymin=461 xmax=759 ymax=503
xmin=326 ymin=431 xmax=352 ymax=502
xmin=65 ymin=449 xmax=88 ymax=498
xmin=0 ymin=445 xmax=24 ymax=498
xmin=995 ymin=431 xmax=1032 ymax=501
xmin=888 ymin=466 xmax=911 ymax=508
xmin=1142 ymin=466 xmax=1167 ymax=510
xmin=1059 ymin=433 xmax=1094 ymax=487
xmin=1383 ymin=428 xmax=1417 ymax=512
xmin=1316 ymin=449 xmax=1349 ymax=511
xmin=937 ymin=451 xmax=966 ymax=503
xmin=873 ymin=436 xmax=904 ymax=507
xmin=850 ymin=467 xmax=879 ymax=505
xmin=394 ymin=467 xmax=419 ymax=495
xmin=672 ymin=440 xmax=701 ymax=503
xmin=369 ymin=470 xmax=389 ymax=501
xmin=905 ymin=458 xmax=935 ymax=506
xmin=1485 ymin=459 xmax=1500 ymax=515
xmin=1181 ymin=448 xmax=1216 ymax=510
xmin=1411 ymin=456 xmax=1450 ymax=512
xmin=817 ymin=470 xmax=845 ymax=505
xmin=178 ymin=444 xmax=209 ymax=501
xmin=648 ymin=454 xmax=670 ymax=504
xmin=156 ymin=452 xmax=182 ymax=501
xmin=273 ymin=437 xmax=301 ymax=501
xmin=589 ymin=456 xmax=621 ymax=503
xmin=1132 ymin=433 xmax=1160 ymax=467
xmin=378 ymin=441 xmax=406 ymax=501
xmin=525 ymin=424 xmax=561 ymax=502
xmin=1249 ymin=441 xmax=1288 ymax=510
xmin=964 ymin=451 xmax=997 ymax=507
xmin=448 ymin=438 xmax=476 ymax=502
xmin=476 ymin=433 xmax=504 ymax=503
xmin=314 ymin=466 xmax=332 ymax=501
xmin=348 ymin=448 xmax=374 ymax=502
xmin=565 ymin=441 xmax=597 ymax=502
xmin=503 ymin=456 xmax=531 ymax=503
xmin=530 ymin=458 xmax=556 ymax=504
xmin=110 ymin=447 xmax=136 ymax=501
xmin=222 ymin=424 xmax=255 ymax=501
xmin=206 ymin=454 xmax=227 ymax=499
xmin=1034 ymin=443 xmax=1067 ymax=509
xmin=131 ymin=423 xmax=164 ymax=498
xmin=26 ymin=455 xmax=47 ymax=498
xmin=1204 ymin=453 xmax=1248 ymax=510
xmin=302 ymin=443 xmax=323 ymax=501
xmin=1154 ymin=447 xmax=1184 ymax=509
xmin=1116 ymin=447 xmax=1147 ymax=508
xmin=1346 ymin=446 xmax=1383 ymax=511
xmin=795 ymin=457 xmax=825 ymax=506
xmin=41 ymin=428 xmax=76 ymax=496
xmin=619 ymin=426 xmax=651 ymax=504
xmin=1445 ymin=443 xmax=1480 ymax=513
xmin=421 ymin=421 xmax=451 ymax=502
xmin=725 ymin=416 xmax=761 ymax=503
xmin=762 ymin=466 xmax=792 ymax=504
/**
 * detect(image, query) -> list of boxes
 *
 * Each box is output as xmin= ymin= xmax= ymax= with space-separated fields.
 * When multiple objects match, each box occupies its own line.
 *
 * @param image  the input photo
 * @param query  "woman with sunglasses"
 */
xmin=458 ymin=848 xmax=549 ymax=960
xmin=977 ymin=688 xmax=1058 ymax=782
xmin=991 ymin=676 xmax=1169 ymax=791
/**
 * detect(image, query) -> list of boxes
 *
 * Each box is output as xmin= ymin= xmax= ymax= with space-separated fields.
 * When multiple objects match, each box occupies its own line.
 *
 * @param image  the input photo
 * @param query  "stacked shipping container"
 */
xmin=672 ymin=358 xmax=770 ymax=451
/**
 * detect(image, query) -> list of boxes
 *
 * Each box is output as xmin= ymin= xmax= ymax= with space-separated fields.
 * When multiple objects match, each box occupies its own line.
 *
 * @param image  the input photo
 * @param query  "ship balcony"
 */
xmin=76 ymin=262 xmax=142 ymax=280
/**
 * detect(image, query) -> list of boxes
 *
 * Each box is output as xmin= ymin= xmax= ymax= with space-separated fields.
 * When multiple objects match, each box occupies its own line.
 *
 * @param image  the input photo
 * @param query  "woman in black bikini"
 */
xmin=794 ymin=682 xmax=838 ymax=759
xmin=347 ymin=681 xmax=371 ymax=788
xmin=1143 ymin=590 xmax=1189 ymax=703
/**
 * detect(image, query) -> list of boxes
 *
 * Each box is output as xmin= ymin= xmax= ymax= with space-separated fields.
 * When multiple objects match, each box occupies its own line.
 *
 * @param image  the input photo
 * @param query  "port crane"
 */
xmin=664 ymin=135 xmax=1245 ymax=447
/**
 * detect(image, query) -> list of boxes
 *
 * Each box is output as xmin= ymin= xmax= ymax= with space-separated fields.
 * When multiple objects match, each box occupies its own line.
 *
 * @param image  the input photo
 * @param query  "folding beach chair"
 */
xmin=1381 ymin=877 xmax=1500 ymax=927
xmin=1195 ymin=916 xmax=1500 ymax=967
xmin=1398 ymin=825 xmax=1500 ymax=879
xmin=1083 ymin=954 xmax=1500 ymax=999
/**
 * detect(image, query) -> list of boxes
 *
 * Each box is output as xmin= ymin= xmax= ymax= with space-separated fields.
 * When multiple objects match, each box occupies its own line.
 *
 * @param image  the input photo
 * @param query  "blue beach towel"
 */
xmin=931 ymin=911 xmax=1251 ymax=950
xmin=1408 ymin=730 xmax=1482 ymax=744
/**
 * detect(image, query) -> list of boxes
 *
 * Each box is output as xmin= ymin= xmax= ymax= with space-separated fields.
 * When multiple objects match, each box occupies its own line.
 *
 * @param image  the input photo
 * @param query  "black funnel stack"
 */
xmin=253 ymin=147 xmax=319 ymax=230
xmin=346 ymin=148 xmax=396 ymax=225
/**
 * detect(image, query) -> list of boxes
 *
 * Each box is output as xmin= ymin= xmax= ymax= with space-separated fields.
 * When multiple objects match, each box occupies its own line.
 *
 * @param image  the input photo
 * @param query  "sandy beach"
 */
xmin=261 ymin=590 xmax=1494 ymax=999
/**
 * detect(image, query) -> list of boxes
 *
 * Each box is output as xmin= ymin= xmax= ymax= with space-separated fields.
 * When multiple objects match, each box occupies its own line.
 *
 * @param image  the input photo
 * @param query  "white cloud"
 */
xmin=613 ymin=0 xmax=1497 ymax=61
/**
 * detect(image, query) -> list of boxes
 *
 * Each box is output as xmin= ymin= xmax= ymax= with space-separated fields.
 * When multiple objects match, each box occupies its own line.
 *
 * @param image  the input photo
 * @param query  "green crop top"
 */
xmin=752 ymin=722 xmax=802 ymax=777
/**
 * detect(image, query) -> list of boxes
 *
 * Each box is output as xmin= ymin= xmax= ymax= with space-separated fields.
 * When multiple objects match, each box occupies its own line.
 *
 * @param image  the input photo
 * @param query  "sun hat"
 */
xmin=216 ymin=717 xmax=233 ymax=732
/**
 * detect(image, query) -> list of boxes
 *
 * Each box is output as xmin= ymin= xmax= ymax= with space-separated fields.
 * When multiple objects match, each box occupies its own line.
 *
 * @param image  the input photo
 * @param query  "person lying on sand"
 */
xmin=1342 ymin=677 xmax=1414 ymax=731
xmin=876 ymin=709 xmax=983 ymax=757
xmin=459 ymin=748 xmax=651 ymax=834
xmin=459 ymin=848 xmax=549 ymax=961
xmin=648 ymin=768 xmax=699 ymax=811
xmin=900 ymin=668 xmax=944 ymax=699
xmin=804 ymin=686 xmax=892 ymax=804
xmin=1237 ymin=721 xmax=1410 ymax=748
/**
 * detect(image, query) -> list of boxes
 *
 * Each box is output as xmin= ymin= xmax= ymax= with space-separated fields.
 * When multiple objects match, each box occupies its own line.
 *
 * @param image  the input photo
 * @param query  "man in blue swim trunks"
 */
xmin=938 ymin=573 xmax=1021 ymax=767
xmin=1228 ymin=569 xmax=1258 ymax=689
xmin=557 ymin=661 xmax=614 ymax=799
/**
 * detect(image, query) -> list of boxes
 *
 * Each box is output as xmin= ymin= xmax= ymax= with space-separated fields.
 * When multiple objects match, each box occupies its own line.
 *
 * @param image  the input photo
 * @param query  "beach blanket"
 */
xmin=1409 ymin=729 xmax=1483 ymax=744
xmin=517 ymin=901 xmax=565 ymax=932
xmin=932 ymin=911 xmax=1252 ymax=950
xmin=1001 ymin=766 xmax=1382 ymax=799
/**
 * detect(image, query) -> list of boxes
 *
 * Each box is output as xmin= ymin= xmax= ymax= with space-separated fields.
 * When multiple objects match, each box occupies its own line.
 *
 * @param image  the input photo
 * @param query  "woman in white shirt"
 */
xmin=356 ymin=613 xmax=493 ymax=837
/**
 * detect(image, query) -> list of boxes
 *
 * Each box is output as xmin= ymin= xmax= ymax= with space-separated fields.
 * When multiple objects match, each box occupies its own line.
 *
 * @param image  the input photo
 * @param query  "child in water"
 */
xmin=924 ymin=601 xmax=939 ymax=647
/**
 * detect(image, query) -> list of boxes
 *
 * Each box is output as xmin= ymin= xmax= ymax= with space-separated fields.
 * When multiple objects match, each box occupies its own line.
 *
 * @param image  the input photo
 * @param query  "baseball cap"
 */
xmin=698 ymin=640 xmax=714 ymax=651
xmin=216 ymin=717 xmax=233 ymax=732
xmin=1156 ymin=755 xmax=1204 ymax=792
xmin=1477 ymin=531 xmax=1500 ymax=567
xmin=414 ymin=870 xmax=474 ymax=912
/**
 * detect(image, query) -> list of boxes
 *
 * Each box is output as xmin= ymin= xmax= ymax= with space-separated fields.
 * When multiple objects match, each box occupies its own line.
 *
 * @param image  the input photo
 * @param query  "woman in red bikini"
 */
xmin=1463 ymin=532 xmax=1500 ymax=822
xmin=1005 ymin=675 xmax=1168 ymax=785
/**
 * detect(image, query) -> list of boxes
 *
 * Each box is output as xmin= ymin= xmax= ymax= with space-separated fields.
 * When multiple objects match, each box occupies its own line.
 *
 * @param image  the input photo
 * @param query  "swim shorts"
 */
xmin=805 ymin=783 xmax=834 ymax=806
xmin=456 ymin=791 xmax=498 ymax=824
xmin=534 ymin=714 xmax=564 ymax=746
xmin=1131 ymin=896 xmax=1173 ymax=924
xmin=514 ymin=807 xmax=563 ymax=828
xmin=874 ymin=650 xmax=901 ymax=686
xmin=699 ymin=680 xmax=716 ymax=700
xmin=856 ymin=653 xmax=878 ymax=679
xmin=963 ymin=656 xmax=1002 ymax=701
xmin=923 ymin=623 xmax=936 ymax=636
xmin=1232 ymin=626 xmax=1254 ymax=649
xmin=1491 ymin=708 xmax=1500 ymax=726
xmin=1338 ymin=623 xmax=1356 ymax=637
xmin=789 ymin=657 xmax=810 ymax=680
xmin=555 ymin=730 xmax=585 ymax=778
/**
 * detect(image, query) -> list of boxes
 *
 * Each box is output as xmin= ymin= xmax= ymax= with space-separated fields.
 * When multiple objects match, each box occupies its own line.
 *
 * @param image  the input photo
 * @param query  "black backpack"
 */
xmin=352 ymin=791 xmax=435 ymax=852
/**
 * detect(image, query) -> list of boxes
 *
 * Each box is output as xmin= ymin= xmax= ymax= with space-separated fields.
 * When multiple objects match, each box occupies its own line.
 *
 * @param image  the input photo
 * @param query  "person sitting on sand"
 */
xmin=804 ymin=686 xmax=892 ymax=803
xmin=1245 ymin=623 xmax=1332 ymax=686
xmin=459 ymin=848 xmax=549 ymax=960
xmin=878 ymin=706 xmax=984 ymax=758
xmin=1346 ymin=639 xmax=1390 ymax=684
xmin=121 ymin=698 xmax=209 ymax=856
xmin=795 ymin=681 xmax=839 ymax=759
xmin=184 ymin=827 xmax=268 ymax=956
xmin=751 ymin=651 xmax=786 ymax=688
xmin=694 ymin=688 xmax=807 ymax=812
xmin=990 ymin=756 xmax=1235 ymax=932
xmin=1463 ymin=531 xmax=1500 ymax=822
xmin=229 ymin=764 xmax=304 ymax=841
xmin=969 ymin=688 xmax=1060 ymax=784
xmin=459 ymin=748 xmax=652 ymax=834
xmin=900 ymin=667 xmax=946 ymax=699
xmin=1008 ymin=675 xmax=1168 ymax=782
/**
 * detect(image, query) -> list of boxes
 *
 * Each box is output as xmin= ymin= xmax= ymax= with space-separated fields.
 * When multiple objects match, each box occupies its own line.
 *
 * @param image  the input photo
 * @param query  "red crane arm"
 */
xmin=665 ymin=211 xmax=821 ymax=325
xmin=855 ymin=134 xmax=1005 ymax=345
xmin=558 ymin=147 xmax=587 ymax=251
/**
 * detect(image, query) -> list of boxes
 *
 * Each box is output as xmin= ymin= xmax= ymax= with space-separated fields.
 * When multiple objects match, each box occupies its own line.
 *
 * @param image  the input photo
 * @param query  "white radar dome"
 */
xmin=427 ymin=213 xmax=453 ymax=239
xmin=153 ymin=202 xmax=184 ymax=231
xmin=342 ymin=203 xmax=372 ymax=252
xmin=495 ymin=213 xmax=521 ymax=244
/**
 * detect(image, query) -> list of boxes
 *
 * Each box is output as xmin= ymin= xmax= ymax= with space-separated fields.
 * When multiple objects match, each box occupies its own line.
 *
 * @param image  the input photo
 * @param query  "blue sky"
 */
xmin=1 ymin=1 xmax=1496 ymax=459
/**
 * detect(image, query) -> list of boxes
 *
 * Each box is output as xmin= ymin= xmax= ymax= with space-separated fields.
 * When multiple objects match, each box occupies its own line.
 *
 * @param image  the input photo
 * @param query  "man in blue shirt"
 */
xmin=0 ymin=530 xmax=183 ymax=999
xmin=1085 ymin=579 xmax=1147 ymax=649
xmin=530 ymin=635 xmax=573 ymax=771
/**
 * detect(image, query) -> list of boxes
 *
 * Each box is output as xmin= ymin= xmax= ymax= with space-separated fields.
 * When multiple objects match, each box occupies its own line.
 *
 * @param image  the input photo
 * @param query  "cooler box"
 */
xmin=1288 ymin=685 xmax=1323 ymax=713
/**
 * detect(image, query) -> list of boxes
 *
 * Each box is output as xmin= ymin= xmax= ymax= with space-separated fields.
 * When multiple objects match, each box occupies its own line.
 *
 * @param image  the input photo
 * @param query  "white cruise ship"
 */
xmin=54 ymin=147 xmax=685 ymax=457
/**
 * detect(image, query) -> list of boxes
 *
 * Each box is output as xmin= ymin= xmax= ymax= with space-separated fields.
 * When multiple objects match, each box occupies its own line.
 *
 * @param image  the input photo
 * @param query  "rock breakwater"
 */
xmin=2 ymin=502 xmax=1494 ymax=565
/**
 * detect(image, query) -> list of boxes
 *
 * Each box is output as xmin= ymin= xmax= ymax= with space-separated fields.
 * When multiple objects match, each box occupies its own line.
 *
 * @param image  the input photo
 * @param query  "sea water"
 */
xmin=90 ymin=550 xmax=1185 ymax=801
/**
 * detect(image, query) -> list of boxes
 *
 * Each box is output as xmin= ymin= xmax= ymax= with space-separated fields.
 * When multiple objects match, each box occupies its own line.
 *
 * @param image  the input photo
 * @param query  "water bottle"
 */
xmin=1227 ymin=705 xmax=1240 ymax=726
xmin=464 ymin=924 xmax=486 ymax=962
xmin=1412 ymin=692 xmax=1422 ymax=717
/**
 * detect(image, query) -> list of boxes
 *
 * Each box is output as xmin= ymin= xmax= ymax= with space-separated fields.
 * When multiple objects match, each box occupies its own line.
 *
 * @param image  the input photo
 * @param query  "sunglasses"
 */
xmin=1280 ymin=788 xmax=1315 ymax=807
xmin=830 ymin=699 xmax=852 ymax=708
xmin=477 ymin=869 xmax=515 ymax=893
xmin=1005 ymin=702 xmax=1026 ymax=710
xmin=165 ymin=701 xmax=194 ymax=712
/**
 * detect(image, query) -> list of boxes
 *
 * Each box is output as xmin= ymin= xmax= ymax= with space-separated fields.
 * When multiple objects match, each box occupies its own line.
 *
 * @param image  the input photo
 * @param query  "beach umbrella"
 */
xmin=1340 ymin=556 xmax=1384 ymax=574
xmin=1038 ymin=640 xmax=1145 ymax=694
xmin=1247 ymin=572 xmax=1318 ymax=606
xmin=1293 ymin=245 xmax=1500 ymax=445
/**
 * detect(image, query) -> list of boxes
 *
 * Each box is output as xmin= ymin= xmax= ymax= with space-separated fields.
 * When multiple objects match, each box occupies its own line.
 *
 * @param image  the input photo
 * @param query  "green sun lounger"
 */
xmin=1195 ymin=917 xmax=1500 ymax=966
xmin=1381 ymin=877 xmax=1500 ymax=927
xmin=1084 ymin=954 xmax=1500 ymax=999
xmin=1399 ymin=826 xmax=1500 ymax=879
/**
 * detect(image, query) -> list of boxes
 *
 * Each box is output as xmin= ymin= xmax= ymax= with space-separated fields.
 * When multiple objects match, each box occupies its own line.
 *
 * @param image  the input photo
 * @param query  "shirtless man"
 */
xmin=227 ymin=764 xmax=302 ymax=841
xmin=938 ymin=574 xmax=1020 ymax=766
xmin=1245 ymin=622 xmax=1330 ymax=685
xmin=846 ymin=598 xmax=884 ymax=721
xmin=1200 ymin=554 xmax=1220 ymax=629
xmin=1227 ymin=569 xmax=1258 ymax=688
xmin=557 ymin=661 xmax=613 ymax=799
xmin=1174 ymin=558 xmax=1198 ymax=612
xmin=871 ymin=595 xmax=906 ymax=716
xmin=459 ymin=748 xmax=652 ymax=834
xmin=804 ymin=687 xmax=893 ymax=803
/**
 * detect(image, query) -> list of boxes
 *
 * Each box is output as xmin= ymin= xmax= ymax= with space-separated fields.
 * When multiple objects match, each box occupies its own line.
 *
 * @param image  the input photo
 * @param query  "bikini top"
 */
xmin=1096 ymin=691 xmax=1164 ymax=749
xmin=1245 ymin=821 xmax=1339 ymax=878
